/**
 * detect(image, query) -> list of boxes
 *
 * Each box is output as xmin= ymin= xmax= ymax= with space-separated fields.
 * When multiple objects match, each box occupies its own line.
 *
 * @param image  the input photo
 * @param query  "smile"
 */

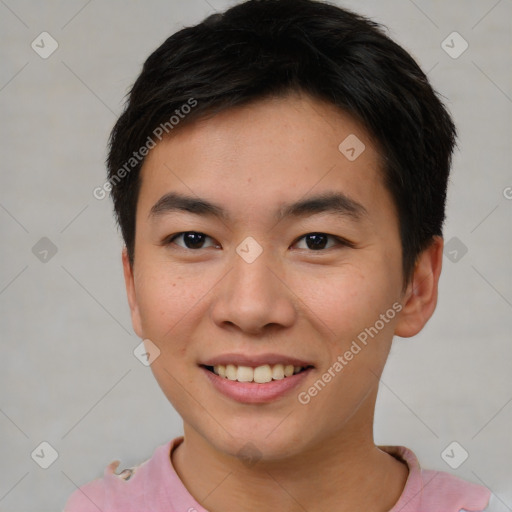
xmin=200 ymin=364 xmax=314 ymax=404
xmin=204 ymin=363 xmax=311 ymax=383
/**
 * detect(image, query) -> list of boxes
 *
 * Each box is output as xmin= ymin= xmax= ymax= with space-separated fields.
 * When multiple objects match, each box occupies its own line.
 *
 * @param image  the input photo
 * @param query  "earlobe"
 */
xmin=122 ymin=247 xmax=144 ymax=338
xmin=394 ymin=236 xmax=444 ymax=338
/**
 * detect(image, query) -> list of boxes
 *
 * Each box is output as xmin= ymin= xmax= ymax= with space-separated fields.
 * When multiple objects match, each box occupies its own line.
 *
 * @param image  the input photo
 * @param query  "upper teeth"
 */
xmin=213 ymin=364 xmax=305 ymax=383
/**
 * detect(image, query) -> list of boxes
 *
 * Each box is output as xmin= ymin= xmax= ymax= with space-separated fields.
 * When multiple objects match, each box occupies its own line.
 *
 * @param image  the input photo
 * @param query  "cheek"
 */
xmin=134 ymin=264 xmax=203 ymax=347
xmin=294 ymin=266 xmax=369 ymax=329
xmin=295 ymin=262 xmax=398 ymax=350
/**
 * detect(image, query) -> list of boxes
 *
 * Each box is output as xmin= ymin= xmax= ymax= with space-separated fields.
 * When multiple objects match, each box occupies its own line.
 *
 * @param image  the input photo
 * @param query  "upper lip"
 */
xmin=200 ymin=353 xmax=314 ymax=368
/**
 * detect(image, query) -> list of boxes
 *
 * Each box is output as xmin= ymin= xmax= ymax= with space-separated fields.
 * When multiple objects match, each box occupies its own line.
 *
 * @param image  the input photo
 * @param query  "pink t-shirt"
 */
xmin=63 ymin=436 xmax=492 ymax=512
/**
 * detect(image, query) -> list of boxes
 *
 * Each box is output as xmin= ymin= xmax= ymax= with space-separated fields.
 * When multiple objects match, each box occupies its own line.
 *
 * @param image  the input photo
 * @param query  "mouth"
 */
xmin=201 ymin=363 xmax=314 ymax=383
xmin=199 ymin=357 xmax=315 ymax=404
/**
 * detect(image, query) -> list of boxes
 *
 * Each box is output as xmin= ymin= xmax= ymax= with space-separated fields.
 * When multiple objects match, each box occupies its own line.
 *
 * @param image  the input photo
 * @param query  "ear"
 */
xmin=122 ymin=247 xmax=144 ymax=339
xmin=394 ymin=236 xmax=444 ymax=338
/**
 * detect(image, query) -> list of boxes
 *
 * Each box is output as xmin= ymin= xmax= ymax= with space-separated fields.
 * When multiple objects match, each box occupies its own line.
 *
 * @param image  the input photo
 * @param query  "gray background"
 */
xmin=0 ymin=0 xmax=511 ymax=510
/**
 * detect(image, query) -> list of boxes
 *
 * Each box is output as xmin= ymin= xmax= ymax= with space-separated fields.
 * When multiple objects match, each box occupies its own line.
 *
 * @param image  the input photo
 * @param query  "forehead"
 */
xmin=137 ymin=93 xmax=392 ymax=227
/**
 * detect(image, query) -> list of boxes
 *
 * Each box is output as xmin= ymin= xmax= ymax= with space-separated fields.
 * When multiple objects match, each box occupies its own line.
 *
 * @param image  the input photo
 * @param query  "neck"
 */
xmin=171 ymin=391 xmax=409 ymax=512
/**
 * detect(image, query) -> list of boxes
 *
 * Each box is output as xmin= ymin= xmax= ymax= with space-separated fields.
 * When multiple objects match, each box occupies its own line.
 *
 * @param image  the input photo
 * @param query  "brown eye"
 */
xmin=167 ymin=232 xmax=218 ymax=250
xmin=293 ymin=233 xmax=354 ymax=251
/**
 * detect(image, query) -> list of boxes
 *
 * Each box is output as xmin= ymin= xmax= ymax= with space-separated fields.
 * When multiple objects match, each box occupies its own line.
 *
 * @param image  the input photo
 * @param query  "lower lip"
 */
xmin=200 ymin=366 xmax=313 ymax=404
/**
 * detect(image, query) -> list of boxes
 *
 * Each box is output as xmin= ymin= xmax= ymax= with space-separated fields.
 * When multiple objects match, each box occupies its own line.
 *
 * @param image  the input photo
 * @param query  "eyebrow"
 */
xmin=148 ymin=191 xmax=368 ymax=223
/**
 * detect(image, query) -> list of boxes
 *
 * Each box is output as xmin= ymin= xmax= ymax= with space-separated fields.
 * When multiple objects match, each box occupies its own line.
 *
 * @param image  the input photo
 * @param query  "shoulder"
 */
xmin=420 ymin=467 xmax=491 ymax=511
xmin=380 ymin=445 xmax=492 ymax=512
xmin=62 ymin=473 xmax=108 ymax=512
xmin=62 ymin=459 xmax=149 ymax=512
xmin=62 ymin=442 xmax=171 ymax=512
xmin=464 ymin=494 xmax=510 ymax=512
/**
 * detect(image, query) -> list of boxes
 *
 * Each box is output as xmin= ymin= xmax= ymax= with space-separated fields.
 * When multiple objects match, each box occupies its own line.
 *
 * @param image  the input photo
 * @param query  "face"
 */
xmin=123 ymin=93 xmax=417 ymax=462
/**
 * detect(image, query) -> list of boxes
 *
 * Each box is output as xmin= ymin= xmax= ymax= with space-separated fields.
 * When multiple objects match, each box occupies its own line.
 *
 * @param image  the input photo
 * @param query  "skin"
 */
xmin=122 ymin=92 xmax=443 ymax=512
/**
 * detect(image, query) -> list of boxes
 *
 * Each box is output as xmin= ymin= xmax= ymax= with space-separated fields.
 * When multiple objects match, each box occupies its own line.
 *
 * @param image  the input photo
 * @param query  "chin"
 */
xmin=204 ymin=420 xmax=312 ymax=464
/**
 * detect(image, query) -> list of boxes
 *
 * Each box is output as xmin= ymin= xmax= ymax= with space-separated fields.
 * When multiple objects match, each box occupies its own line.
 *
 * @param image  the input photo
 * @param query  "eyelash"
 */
xmin=163 ymin=231 xmax=355 ymax=251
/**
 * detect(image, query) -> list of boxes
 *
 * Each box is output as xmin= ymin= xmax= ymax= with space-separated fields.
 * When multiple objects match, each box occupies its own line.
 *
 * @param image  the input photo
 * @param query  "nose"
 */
xmin=210 ymin=247 xmax=297 ymax=336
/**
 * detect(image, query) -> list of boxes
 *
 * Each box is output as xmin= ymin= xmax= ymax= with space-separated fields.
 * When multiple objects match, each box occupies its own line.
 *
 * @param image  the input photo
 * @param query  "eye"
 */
xmin=163 ymin=231 xmax=354 ymax=251
xmin=293 ymin=232 xmax=354 ymax=251
xmin=165 ymin=231 xmax=219 ymax=250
